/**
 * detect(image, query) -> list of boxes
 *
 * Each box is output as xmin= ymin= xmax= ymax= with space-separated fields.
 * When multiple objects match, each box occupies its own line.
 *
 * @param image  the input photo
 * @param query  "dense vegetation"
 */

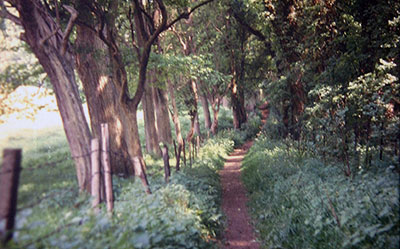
xmin=1 ymin=0 xmax=399 ymax=248
xmin=242 ymin=134 xmax=399 ymax=249
xmin=2 ymin=122 xmax=234 ymax=248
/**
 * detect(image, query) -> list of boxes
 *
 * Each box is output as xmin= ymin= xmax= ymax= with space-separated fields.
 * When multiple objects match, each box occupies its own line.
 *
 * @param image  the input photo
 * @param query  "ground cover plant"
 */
xmin=242 ymin=134 xmax=399 ymax=249
xmin=3 ymin=133 xmax=232 ymax=249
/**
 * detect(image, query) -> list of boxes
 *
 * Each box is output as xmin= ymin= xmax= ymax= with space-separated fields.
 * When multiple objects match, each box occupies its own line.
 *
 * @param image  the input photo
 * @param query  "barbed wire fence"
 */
xmin=0 ymin=123 xmax=201 ymax=247
xmin=0 ymin=124 xmax=119 ymax=247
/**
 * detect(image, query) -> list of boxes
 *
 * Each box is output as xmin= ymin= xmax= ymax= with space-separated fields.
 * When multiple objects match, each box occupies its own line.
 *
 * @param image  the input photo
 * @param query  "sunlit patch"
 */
xmin=97 ymin=75 xmax=108 ymax=93
xmin=232 ymin=83 xmax=237 ymax=94
xmin=115 ymin=118 xmax=122 ymax=147
xmin=19 ymin=183 xmax=35 ymax=193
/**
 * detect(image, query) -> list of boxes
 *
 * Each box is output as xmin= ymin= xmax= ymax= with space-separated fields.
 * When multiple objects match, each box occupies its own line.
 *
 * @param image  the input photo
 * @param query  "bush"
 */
xmin=242 ymin=135 xmax=399 ymax=249
xmin=240 ymin=113 xmax=262 ymax=141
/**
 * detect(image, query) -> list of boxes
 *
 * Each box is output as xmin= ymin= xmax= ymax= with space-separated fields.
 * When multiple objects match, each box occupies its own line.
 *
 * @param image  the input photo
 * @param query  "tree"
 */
xmin=2 ymin=0 xmax=92 ymax=191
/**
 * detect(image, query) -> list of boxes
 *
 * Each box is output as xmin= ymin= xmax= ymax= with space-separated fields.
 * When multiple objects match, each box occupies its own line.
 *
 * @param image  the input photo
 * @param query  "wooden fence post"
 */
xmin=101 ymin=124 xmax=114 ymax=215
xmin=161 ymin=144 xmax=171 ymax=183
xmin=0 ymin=149 xmax=22 ymax=244
xmin=91 ymin=139 xmax=100 ymax=213
xmin=132 ymin=157 xmax=152 ymax=194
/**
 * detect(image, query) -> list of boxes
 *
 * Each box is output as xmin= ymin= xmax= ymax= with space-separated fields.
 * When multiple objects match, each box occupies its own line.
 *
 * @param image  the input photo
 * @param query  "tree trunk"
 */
xmin=167 ymin=79 xmax=184 ymax=168
xmin=199 ymin=93 xmax=212 ymax=130
xmin=14 ymin=0 xmax=92 ymax=192
xmin=153 ymin=86 xmax=173 ymax=144
xmin=75 ymin=23 xmax=133 ymax=175
xmin=211 ymin=105 xmax=220 ymax=135
xmin=191 ymin=80 xmax=202 ymax=137
xmin=142 ymin=82 xmax=161 ymax=156
xmin=231 ymin=77 xmax=247 ymax=129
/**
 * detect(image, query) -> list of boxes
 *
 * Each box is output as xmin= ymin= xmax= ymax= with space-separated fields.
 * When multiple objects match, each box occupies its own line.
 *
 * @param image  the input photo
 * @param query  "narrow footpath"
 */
xmin=220 ymin=103 xmax=268 ymax=249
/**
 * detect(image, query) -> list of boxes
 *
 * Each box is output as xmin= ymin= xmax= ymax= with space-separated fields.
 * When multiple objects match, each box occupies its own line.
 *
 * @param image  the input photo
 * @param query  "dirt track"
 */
xmin=219 ymin=104 xmax=268 ymax=249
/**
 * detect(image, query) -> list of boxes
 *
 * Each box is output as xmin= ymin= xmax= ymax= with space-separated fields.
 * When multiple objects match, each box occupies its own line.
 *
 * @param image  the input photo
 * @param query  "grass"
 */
xmin=0 ymin=125 xmax=76 ymax=209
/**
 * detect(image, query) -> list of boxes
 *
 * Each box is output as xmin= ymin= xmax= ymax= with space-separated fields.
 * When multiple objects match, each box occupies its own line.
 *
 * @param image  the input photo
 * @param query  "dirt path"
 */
xmin=220 ymin=140 xmax=259 ymax=249
xmin=219 ymin=104 xmax=268 ymax=249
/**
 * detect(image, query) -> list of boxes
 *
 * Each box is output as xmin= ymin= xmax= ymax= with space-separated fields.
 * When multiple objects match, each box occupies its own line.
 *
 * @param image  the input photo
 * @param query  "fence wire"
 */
xmin=0 ymin=140 xmax=193 ymax=247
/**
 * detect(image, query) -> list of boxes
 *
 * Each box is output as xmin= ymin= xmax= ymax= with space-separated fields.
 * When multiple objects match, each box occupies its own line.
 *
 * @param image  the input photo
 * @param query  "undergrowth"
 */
xmin=5 ymin=136 xmax=233 ymax=249
xmin=242 ymin=135 xmax=399 ymax=249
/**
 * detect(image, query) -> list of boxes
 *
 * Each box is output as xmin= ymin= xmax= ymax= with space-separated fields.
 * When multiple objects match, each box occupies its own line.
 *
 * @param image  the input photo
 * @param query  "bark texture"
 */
xmin=143 ymin=82 xmax=161 ymax=156
xmin=13 ymin=0 xmax=92 ymax=191
xmin=75 ymin=23 xmax=133 ymax=174
xmin=153 ymin=86 xmax=173 ymax=145
xmin=199 ymin=93 xmax=212 ymax=131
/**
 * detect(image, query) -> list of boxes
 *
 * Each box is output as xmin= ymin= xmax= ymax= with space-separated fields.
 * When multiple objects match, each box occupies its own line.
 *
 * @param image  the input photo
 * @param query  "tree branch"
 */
xmin=170 ymin=26 xmax=187 ymax=51
xmin=128 ymin=7 xmax=140 ymax=57
xmin=39 ymin=26 xmax=60 ymax=46
xmin=232 ymin=12 xmax=266 ymax=41
xmin=232 ymin=11 xmax=275 ymax=56
xmin=164 ymin=0 xmax=215 ymax=31
xmin=60 ymin=5 xmax=78 ymax=55
xmin=0 ymin=0 xmax=21 ymax=25
xmin=130 ymin=0 xmax=168 ymax=108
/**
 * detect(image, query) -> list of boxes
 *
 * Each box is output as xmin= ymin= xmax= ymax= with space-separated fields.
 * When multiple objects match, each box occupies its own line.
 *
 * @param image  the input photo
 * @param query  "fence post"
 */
xmin=132 ymin=157 xmax=151 ymax=194
xmin=161 ymin=144 xmax=171 ymax=183
xmin=101 ymin=124 xmax=114 ymax=215
xmin=91 ymin=139 xmax=101 ymax=213
xmin=0 ymin=149 xmax=22 ymax=244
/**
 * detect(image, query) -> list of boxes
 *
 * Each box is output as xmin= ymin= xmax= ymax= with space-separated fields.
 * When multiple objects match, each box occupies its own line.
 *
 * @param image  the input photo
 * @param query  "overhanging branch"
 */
xmin=233 ymin=12 xmax=266 ymax=41
xmin=164 ymin=0 xmax=215 ymax=31
xmin=60 ymin=5 xmax=78 ymax=55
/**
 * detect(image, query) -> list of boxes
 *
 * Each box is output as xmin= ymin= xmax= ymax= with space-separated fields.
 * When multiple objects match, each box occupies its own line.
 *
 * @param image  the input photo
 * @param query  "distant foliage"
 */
xmin=0 ymin=85 xmax=57 ymax=123
xmin=252 ymin=0 xmax=400 ymax=171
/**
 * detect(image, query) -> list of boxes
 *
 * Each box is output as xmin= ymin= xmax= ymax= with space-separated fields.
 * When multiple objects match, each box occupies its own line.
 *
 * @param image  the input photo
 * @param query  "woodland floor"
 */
xmin=219 ymin=104 xmax=269 ymax=249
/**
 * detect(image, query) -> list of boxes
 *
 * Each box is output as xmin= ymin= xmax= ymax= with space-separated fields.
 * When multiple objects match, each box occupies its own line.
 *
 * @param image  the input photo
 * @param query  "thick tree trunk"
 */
xmin=75 ymin=24 xmax=133 ymax=175
xmin=120 ymin=105 xmax=146 ymax=176
xmin=143 ymin=83 xmax=161 ymax=156
xmin=153 ymin=86 xmax=173 ymax=145
xmin=231 ymin=77 xmax=247 ymax=129
xmin=14 ymin=0 xmax=92 ymax=192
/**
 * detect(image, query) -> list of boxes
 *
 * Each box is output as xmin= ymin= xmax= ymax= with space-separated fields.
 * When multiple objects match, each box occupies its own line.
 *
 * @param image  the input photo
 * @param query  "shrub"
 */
xmin=242 ymin=135 xmax=399 ymax=249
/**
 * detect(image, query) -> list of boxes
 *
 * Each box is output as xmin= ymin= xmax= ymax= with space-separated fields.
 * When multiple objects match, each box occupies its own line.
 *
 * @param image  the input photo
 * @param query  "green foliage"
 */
xmin=0 ymin=19 xmax=48 ymax=91
xmin=242 ymin=135 xmax=400 ymax=249
xmin=239 ymin=112 xmax=262 ymax=141
xmin=214 ymin=107 xmax=234 ymax=132
xmin=7 ymin=135 xmax=233 ymax=249
xmin=217 ymin=111 xmax=262 ymax=147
